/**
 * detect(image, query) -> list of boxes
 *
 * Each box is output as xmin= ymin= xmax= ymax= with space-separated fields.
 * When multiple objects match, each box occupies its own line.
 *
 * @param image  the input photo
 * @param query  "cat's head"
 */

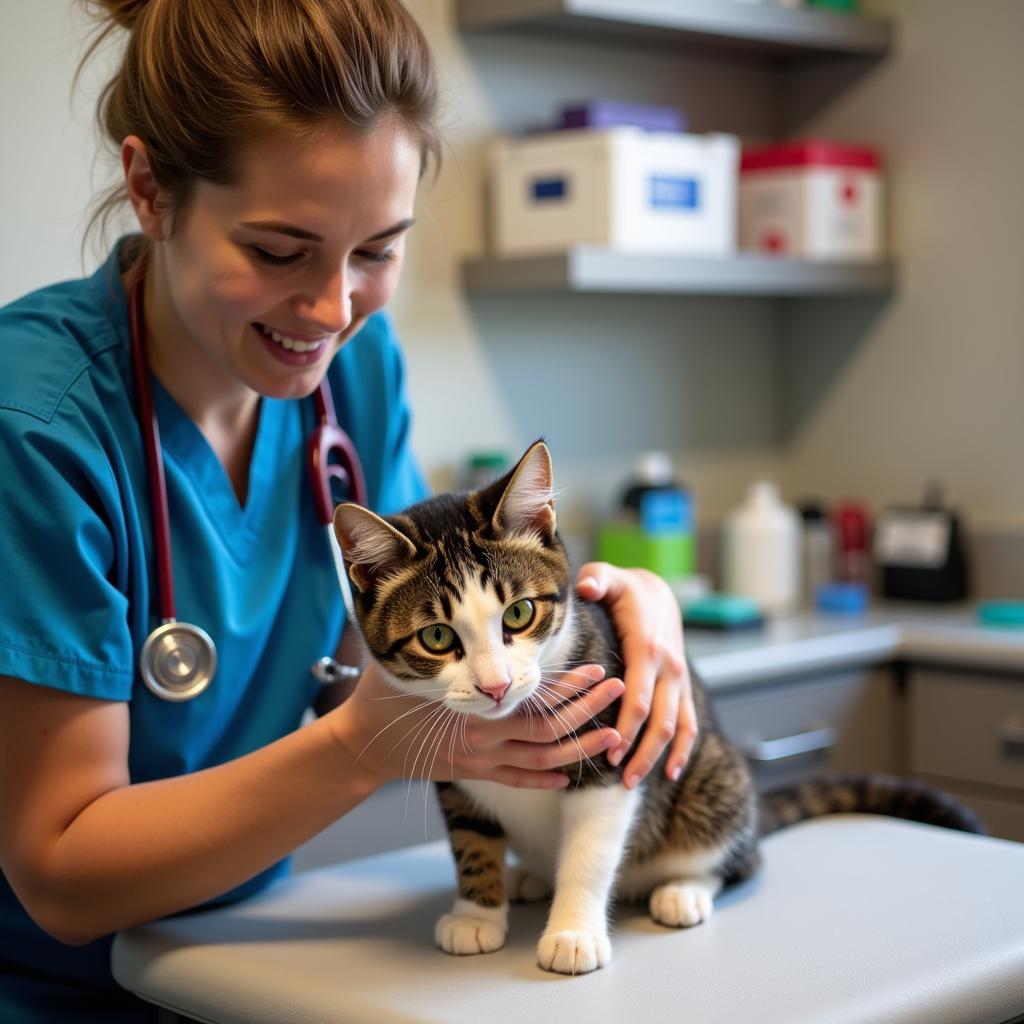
xmin=333 ymin=441 xmax=574 ymax=719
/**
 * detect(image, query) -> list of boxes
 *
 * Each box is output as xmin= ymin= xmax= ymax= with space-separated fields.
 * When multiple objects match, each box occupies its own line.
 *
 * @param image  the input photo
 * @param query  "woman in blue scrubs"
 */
xmin=0 ymin=1 xmax=697 ymax=1019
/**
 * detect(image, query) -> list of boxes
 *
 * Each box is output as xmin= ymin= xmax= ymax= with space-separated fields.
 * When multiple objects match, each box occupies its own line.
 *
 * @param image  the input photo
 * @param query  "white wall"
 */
xmin=0 ymin=2 xmax=127 ymax=294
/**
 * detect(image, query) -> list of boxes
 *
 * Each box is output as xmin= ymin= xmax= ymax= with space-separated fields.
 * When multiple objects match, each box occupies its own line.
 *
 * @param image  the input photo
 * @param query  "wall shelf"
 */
xmin=456 ymin=0 xmax=893 ymax=61
xmin=463 ymin=249 xmax=895 ymax=297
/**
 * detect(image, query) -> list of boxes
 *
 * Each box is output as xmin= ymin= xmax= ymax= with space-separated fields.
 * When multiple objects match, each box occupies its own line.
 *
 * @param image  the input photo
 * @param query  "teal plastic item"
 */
xmin=977 ymin=601 xmax=1024 ymax=629
xmin=684 ymin=594 xmax=763 ymax=632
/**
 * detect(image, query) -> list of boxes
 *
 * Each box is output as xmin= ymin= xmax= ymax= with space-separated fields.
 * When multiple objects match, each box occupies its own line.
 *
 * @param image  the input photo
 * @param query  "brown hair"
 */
xmin=79 ymin=0 xmax=440 ymax=248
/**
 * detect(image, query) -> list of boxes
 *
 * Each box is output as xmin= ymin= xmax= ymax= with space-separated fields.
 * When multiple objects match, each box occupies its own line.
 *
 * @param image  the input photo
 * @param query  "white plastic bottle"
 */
xmin=722 ymin=481 xmax=802 ymax=616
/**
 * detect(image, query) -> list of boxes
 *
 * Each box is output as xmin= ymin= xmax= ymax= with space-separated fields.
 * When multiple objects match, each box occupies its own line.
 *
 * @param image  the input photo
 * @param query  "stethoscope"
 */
xmin=128 ymin=272 xmax=366 ymax=701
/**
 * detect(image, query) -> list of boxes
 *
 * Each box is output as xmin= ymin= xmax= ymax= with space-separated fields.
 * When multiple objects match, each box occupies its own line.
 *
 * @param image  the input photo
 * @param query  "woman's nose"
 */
xmin=295 ymin=267 xmax=352 ymax=334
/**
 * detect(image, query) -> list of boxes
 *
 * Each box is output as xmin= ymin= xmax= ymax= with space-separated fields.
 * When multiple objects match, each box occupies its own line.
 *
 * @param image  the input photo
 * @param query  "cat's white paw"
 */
xmin=506 ymin=865 xmax=552 ymax=903
xmin=435 ymin=902 xmax=508 ymax=956
xmin=649 ymin=881 xmax=715 ymax=928
xmin=537 ymin=929 xmax=611 ymax=975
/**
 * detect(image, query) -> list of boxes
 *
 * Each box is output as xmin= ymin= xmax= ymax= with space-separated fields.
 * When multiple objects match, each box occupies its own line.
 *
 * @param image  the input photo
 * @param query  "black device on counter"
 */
xmin=872 ymin=483 xmax=968 ymax=602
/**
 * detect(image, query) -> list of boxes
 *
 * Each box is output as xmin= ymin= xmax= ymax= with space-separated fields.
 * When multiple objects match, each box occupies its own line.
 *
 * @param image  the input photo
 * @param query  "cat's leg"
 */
xmin=537 ymin=785 xmax=640 ymax=975
xmin=506 ymin=863 xmax=552 ymax=903
xmin=649 ymin=875 xmax=723 ymax=928
xmin=435 ymin=784 xmax=509 ymax=956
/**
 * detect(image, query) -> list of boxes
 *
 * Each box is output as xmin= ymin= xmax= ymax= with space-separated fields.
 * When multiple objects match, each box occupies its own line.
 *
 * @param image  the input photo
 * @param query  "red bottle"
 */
xmin=833 ymin=501 xmax=870 ymax=585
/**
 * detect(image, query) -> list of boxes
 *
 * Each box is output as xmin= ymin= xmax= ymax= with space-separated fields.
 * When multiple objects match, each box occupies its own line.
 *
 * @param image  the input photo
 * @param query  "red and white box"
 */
xmin=739 ymin=140 xmax=885 ymax=261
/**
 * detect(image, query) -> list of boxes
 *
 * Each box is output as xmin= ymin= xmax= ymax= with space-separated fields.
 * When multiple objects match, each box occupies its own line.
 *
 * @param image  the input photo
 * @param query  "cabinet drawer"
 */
xmin=910 ymin=668 xmax=1024 ymax=793
xmin=711 ymin=669 xmax=896 ymax=791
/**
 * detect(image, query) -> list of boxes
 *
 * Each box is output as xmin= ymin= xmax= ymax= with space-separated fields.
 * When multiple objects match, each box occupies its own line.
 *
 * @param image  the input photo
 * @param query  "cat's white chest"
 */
xmin=458 ymin=780 xmax=563 ymax=877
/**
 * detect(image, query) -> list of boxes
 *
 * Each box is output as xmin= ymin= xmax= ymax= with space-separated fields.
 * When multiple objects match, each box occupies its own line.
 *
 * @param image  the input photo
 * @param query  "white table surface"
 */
xmin=113 ymin=816 xmax=1024 ymax=1024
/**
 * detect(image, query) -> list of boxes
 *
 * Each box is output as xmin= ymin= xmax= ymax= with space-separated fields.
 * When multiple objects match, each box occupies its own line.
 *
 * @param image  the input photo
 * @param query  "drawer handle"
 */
xmin=997 ymin=720 xmax=1024 ymax=755
xmin=743 ymin=727 xmax=838 ymax=763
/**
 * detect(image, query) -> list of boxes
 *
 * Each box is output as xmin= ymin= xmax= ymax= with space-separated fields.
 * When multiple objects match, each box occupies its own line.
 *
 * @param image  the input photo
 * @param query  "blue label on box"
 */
xmin=649 ymin=175 xmax=699 ymax=210
xmin=530 ymin=177 xmax=568 ymax=202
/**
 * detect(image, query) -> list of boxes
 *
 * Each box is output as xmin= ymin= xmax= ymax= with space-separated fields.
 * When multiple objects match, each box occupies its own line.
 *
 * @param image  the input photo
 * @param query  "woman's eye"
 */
xmin=502 ymin=599 xmax=535 ymax=633
xmin=251 ymin=247 xmax=302 ymax=266
xmin=419 ymin=623 xmax=457 ymax=653
xmin=356 ymin=248 xmax=397 ymax=264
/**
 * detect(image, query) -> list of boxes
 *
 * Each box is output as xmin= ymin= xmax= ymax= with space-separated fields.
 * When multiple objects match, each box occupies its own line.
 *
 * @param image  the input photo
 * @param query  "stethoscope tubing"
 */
xmin=128 ymin=274 xmax=177 ymax=623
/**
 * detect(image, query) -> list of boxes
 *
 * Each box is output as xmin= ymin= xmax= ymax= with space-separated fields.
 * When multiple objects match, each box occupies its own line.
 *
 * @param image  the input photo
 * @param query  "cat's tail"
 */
xmin=757 ymin=773 xmax=987 ymax=837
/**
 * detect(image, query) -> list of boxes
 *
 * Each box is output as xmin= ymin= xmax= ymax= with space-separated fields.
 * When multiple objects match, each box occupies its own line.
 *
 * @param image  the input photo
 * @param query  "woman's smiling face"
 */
xmin=154 ymin=120 xmax=422 ymax=401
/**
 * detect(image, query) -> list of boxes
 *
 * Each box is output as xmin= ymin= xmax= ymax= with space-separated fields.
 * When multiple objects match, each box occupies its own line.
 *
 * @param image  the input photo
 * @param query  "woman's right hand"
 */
xmin=327 ymin=662 xmax=624 ymax=790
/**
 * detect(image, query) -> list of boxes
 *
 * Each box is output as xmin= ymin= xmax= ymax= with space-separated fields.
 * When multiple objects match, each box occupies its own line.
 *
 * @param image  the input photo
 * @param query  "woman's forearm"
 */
xmin=36 ymin=712 xmax=379 ymax=944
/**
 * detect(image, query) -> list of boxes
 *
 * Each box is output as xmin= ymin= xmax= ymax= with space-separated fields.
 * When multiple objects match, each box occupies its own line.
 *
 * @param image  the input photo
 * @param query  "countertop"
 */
xmin=685 ymin=603 xmax=1024 ymax=690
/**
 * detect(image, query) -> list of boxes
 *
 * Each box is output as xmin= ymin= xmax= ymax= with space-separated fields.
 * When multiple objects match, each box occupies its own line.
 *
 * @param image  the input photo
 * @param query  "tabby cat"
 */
xmin=333 ymin=441 xmax=983 ymax=976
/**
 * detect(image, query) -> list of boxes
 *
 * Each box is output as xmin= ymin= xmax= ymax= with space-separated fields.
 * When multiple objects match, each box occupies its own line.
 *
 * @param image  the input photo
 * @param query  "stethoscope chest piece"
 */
xmin=140 ymin=620 xmax=218 ymax=702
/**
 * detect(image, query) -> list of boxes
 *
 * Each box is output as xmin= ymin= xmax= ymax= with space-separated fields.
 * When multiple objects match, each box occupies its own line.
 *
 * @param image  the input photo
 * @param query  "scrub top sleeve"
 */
xmin=0 ymin=410 xmax=133 ymax=700
xmin=373 ymin=318 xmax=430 ymax=516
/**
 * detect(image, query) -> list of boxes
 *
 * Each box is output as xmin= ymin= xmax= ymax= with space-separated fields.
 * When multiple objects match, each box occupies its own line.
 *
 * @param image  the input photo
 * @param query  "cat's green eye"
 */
xmin=502 ymin=599 xmax=536 ymax=633
xmin=419 ymin=623 xmax=457 ymax=654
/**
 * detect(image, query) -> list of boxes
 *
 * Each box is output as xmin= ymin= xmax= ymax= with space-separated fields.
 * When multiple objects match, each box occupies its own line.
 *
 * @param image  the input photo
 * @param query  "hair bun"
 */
xmin=86 ymin=0 xmax=152 ymax=31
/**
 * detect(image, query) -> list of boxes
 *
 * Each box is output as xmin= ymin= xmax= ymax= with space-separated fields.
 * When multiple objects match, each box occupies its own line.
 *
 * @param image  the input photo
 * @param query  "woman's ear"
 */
xmin=121 ymin=135 xmax=167 ymax=242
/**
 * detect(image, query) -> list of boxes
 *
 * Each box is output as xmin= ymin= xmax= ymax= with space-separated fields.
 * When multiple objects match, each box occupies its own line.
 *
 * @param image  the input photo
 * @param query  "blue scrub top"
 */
xmin=0 ymin=239 xmax=428 ymax=1021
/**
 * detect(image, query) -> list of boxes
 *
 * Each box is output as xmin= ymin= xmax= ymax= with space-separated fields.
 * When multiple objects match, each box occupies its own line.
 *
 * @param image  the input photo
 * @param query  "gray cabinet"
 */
xmin=711 ymin=667 xmax=898 ymax=791
xmin=908 ymin=666 xmax=1024 ymax=842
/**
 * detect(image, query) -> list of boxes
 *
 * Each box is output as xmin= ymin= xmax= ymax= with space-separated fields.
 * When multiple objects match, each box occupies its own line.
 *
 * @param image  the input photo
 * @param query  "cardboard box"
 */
xmin=489 ymin=128 xmax=739 ymax=256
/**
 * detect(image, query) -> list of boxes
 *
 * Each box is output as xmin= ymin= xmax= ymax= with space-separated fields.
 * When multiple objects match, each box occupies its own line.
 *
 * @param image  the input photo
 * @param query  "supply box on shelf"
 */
xmin=489 ymin=128 xmax=740 ymax=257
xmin=739 ymin=139 xmax=885 ymax=261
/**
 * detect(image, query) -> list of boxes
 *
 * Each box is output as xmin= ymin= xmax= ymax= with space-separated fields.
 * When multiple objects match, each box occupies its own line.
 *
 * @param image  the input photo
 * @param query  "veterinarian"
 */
xmin=0 ymin=2 xmax=697 ymax=1019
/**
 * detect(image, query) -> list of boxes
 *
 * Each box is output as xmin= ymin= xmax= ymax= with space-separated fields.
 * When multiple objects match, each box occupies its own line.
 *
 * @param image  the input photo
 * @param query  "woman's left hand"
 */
xmin=576 ymin=563 xmax=697 ymax=789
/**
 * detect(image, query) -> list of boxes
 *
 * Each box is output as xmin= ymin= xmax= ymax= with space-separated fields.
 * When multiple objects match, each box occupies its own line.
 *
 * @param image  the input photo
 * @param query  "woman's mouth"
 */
xmin=253 ymin=322 xmax=329 ymax=367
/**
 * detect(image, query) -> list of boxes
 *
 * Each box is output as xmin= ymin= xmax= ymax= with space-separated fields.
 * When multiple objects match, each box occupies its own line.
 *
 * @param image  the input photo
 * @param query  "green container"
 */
xmin=596 ymin=523 xmax=695 ymax=580
xmin=806 ymin=0 xmax=859 ymax=12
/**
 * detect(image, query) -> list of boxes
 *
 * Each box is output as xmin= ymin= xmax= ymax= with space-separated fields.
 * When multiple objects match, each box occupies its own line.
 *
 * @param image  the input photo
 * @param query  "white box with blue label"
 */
xmin=488 ymin=128 xmax=739 ymax=256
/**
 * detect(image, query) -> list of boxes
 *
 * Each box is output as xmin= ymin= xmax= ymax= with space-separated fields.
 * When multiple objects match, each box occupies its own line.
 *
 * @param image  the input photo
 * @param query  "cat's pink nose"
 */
xmin=475 ymin=681 xmax=510 ymax=703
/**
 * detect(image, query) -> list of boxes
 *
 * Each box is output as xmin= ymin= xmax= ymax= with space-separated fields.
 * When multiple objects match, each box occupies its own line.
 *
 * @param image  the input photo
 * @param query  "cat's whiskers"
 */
xmin=525 ymin=691 xmax=595 ymax=784
xmin=402 ymin=700 xmax=452 ymax=782
xmin=533 ymin=682 xmax=606 ymax=781
xmin=458 ymin=711 xmax=472 ymax=761
xmin=354 ymin=697 xmax=447 ymax=764
xmin=371 ymin=686 xmax=451 ymax=701
xmin=422 ymin=707 xmax=458 ymax=827
xmin=537 ymin=675 xmax=608 ymax=735
xmin=400 ymin=701 xmax=454 ymax=823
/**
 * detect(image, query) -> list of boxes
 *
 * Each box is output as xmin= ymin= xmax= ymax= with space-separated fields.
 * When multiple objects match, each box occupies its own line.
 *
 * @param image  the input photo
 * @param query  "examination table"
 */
xmin=112 ymin=815 xmax=1024 ymax=1024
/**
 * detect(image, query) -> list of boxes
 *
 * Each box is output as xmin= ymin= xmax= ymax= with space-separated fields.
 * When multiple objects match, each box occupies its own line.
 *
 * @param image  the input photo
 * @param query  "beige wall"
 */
xmin=2 ymin=1 xmax=1019 ymax=555
xmin=779 ymin=0 xmax=1024 ymax=530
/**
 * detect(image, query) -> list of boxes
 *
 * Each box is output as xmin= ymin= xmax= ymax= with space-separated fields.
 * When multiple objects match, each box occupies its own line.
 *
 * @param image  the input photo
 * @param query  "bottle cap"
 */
xmin=799 ymin=500 xmax=827 ymax=521
xmin=635 ymin=451 xmax=673 ymax=485
xmin=748 ymin=480 xmax=781 ymax=506
xmin=469 ymin=451 xmax=509 ymax=469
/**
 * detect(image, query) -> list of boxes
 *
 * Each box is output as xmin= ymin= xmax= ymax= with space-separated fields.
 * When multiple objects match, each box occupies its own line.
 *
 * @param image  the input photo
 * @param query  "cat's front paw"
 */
xmin=537 ymin=929 xmax=611 ymax=975
xmin=506 ymin=865 xmax=552 ymax=903
xmin=435 ymin=900 xmax=508 ymax=956
xmin=649 ymin=881 xmax=715 ymax=928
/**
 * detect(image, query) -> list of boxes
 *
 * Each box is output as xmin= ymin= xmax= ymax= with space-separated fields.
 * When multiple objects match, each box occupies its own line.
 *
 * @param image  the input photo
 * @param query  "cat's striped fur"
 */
xmin=334 ymin=441 xmax=984 ymax=975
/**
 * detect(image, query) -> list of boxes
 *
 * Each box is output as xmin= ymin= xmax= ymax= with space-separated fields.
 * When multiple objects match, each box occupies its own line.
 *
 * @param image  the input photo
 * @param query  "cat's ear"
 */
xmin=333 ymin=504 xmax=417 ymax=592
xmin=489 ymin=440 xmax=556 ymax=540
